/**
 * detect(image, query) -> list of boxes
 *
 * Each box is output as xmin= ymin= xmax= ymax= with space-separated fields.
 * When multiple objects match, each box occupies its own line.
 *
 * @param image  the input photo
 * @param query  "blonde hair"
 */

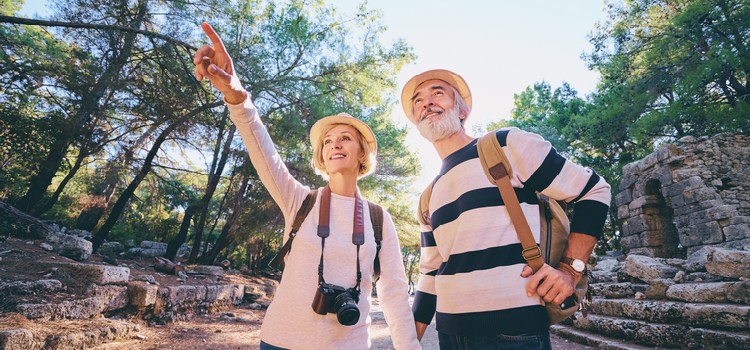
xmin=311 ymin=124 xmax=377 ymax=180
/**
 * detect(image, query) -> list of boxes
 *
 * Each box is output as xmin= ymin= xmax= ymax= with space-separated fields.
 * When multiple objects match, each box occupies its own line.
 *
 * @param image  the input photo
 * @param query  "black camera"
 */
xmin=311 ymin=282 xmax=361 ymax=326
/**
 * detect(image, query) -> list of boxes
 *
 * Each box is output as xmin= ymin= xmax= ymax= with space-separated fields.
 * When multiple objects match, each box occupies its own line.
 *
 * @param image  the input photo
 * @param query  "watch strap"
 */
xmin=560 ymin=256 xmax=586 ymax=273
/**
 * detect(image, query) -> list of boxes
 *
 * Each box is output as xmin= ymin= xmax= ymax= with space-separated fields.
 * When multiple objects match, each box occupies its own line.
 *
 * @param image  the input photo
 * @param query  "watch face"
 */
xmin=571 ymin=259 xmax=585 ymax=272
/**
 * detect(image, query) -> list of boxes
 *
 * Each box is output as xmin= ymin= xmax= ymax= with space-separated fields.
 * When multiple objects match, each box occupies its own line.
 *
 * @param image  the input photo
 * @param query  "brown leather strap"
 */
xmin=352 ymin=192 xmax=365 ymax=245
xmin=316 ymin=185 xmax=366 ymax=288
xmin=368 ymin=201 xmax=384 ymax=282
xmin=477 ymin=133 xmax=544 ymax=273
xmin=268 ymin=189 xmax=318 ymax=269
xmin=318 ymin=185 xmax=331 ymax=238
xmin=417 ymin=181 xmax=433 ymax=227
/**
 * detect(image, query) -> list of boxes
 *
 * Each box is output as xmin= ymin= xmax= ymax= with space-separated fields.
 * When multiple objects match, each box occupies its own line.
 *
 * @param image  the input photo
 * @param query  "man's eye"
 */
xmin=413 ymin=99 xmax=422 ymax=106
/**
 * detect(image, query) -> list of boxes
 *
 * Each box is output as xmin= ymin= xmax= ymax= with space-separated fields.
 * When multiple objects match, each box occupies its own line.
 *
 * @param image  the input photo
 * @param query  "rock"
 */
xmin=192 ymin=265 xmax=224 ymax=277
xmin=726 ymin=281 xmax=750 ymax=304
xmin=128 ymin=282 xmax=159 ymax=308
xmin=685 ymin=272 xmax=724 ymax=283
xmin=131 ymin=274 xmax=157 ymax=284
xmin=0 ymin=329 xmax=35 ymax=349
xmin=98 ymin=242 xmax=124 ymax=256
xmin=626 ymin=255 xmax=680 ymax=282
xmin=666 ymin=282 xmax=733 ymax=303
xmin=705 ymin=248 xmax=750 ymax=279
xmin=68 ymin=229 xmax=91 ymax=239
xmin=0 ymin=279 xmax=63 ymax=296
xmin=65 ymin=263 xmax=130 ymax=285
xmin=673 ymin=271 xmax=686 ymax=282
xmin=645 ymin=278 xmax=675 ymax=299
xmin=45 ymin=231 xmax=92 ymax=261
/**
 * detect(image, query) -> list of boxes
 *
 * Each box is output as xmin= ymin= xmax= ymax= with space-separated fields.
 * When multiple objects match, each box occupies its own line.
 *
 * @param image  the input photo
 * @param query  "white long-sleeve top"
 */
xmin=227 ymin=98 xmax=420 ymax=350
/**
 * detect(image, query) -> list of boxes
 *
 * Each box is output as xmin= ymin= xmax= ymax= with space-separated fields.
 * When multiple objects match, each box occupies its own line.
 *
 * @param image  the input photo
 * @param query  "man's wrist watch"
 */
xmin=560 ymin=257 xmax=586 ymax=273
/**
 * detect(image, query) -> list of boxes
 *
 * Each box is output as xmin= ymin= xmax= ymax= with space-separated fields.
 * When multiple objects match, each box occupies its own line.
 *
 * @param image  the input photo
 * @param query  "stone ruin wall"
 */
xmin=616 ymin=133 xmax=750 ymax=260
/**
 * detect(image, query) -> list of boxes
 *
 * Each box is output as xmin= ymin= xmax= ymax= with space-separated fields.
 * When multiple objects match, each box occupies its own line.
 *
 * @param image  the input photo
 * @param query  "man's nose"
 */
xmin=422 ymin=97 xmax=434 ymax=108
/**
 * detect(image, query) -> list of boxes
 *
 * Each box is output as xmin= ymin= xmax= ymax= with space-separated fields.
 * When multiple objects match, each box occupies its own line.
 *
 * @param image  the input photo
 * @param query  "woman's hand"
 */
xmin=193 ymin=22 xmax=248 ymax=104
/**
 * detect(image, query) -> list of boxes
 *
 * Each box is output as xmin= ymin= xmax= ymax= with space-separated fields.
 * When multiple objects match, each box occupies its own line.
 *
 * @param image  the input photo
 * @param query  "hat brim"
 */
xmin=310 ymin=113 xmax=377 ymax=156
xmin=400 ymin=69 xmax=472 ymax=123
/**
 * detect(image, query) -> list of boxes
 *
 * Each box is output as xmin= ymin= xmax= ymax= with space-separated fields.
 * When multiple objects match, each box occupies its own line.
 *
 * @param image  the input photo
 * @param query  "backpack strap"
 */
xmin=477 ymin=132 xmax=544 ymax=273
xmin=417 ymin=181 xmax=434 ymax=227
xmin=368 ymin=201 xmax=384 ymax=282
xmin=268 ymin=189 xmax=318 ymax=269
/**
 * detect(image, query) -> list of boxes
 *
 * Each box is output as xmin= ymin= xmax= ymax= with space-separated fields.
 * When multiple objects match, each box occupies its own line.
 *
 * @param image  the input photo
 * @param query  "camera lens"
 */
xmin=333 ymin=292 xmax=360 ymax=326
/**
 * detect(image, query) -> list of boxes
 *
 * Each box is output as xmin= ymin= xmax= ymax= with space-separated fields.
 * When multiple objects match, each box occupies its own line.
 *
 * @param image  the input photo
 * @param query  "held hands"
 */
xmin=193 ymin=22 xmax=248 ymax=104
xmin=521 ymin=263 xmax=578 ymax=305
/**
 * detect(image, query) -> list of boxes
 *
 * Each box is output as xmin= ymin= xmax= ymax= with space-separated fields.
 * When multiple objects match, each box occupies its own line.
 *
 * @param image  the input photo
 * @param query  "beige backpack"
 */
xmin=417 ymin=131 xmax=588 ymax=324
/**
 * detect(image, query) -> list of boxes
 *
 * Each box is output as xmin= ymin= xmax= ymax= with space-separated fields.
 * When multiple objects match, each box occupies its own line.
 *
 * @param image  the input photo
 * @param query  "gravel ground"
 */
xmin=369 ymin=299 xmax=595 ymax=350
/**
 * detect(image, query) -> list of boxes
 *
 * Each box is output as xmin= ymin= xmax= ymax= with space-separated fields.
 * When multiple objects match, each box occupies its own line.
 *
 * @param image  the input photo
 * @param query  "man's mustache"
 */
xmin=421 ymin=107 xmax=444 ymax=120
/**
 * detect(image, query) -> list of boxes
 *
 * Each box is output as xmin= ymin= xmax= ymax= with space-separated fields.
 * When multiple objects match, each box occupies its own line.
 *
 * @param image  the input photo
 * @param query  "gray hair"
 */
xmin=450 ymin=85 xmax=471 ymax=125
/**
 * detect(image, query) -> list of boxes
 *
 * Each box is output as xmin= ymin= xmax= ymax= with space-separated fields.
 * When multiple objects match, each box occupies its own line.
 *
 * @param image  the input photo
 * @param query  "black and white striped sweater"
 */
xmin=412 ymin=127 xmax=611 ymax=336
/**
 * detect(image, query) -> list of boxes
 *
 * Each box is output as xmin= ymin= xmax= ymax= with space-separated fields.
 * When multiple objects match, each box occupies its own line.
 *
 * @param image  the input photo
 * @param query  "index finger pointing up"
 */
xmin=201 ymin=22 xmax=227 ymax=54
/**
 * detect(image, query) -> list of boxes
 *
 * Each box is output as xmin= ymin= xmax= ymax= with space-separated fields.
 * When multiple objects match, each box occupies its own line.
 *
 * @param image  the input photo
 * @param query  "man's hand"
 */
xmin=193 ymin=22 xmax=248 ymax=104
xmin=521 ymin=263 xmax=578 ymax=305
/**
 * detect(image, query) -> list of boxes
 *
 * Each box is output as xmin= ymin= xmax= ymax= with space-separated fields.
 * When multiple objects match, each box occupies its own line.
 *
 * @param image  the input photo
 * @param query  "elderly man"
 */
xmin=402 ymin=69 xmax=611 ymax=350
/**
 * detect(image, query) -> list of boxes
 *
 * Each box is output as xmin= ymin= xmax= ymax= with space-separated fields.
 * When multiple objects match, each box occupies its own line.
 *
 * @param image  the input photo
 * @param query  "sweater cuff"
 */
xmin=225 ymin=94 xmax=258 ymax=124
xmin=570 ymin=200 xmax=609 ymax=239
xmin=412 ymin=291 xmax=437 ymax=324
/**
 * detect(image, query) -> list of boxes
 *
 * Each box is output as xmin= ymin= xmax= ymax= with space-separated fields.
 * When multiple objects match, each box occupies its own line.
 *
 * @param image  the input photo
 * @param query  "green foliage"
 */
xmin=1 ymin=0 xmax=417 ymax=272
xmin=1 ymin=0 xmax=23 ymax=16
xmin=587 ymin=0 xmax=750 ymax=140
xmin=0 ymin=106 xmax=59 ymax=199
xmin=493 ymin=0 xmax=749 ymax=253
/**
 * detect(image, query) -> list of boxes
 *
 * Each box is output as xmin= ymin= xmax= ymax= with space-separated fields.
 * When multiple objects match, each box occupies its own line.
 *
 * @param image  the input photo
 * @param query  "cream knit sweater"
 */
xmin=227 ymin=98 xmax=420 ymax=350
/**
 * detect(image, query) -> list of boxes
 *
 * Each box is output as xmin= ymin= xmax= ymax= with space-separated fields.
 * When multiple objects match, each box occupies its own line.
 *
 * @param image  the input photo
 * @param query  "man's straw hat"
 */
xmin=400 ymin=69 xmax=472 ymax=123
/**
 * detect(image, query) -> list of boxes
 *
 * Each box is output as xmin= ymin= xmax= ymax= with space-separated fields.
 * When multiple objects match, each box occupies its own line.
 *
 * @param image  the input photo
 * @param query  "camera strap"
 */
xmin=317 ymin=185 xmax=364 ymax=292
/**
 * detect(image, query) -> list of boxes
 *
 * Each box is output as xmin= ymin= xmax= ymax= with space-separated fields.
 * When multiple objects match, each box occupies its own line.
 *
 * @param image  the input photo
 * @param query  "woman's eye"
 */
xmin=324 ymin=139 xmax=331 ymax=145
xmin=342 ymin=136 xmax=351 ymax=141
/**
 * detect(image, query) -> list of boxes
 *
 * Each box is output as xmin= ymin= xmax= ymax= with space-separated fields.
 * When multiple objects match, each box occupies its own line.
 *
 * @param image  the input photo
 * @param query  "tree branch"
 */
xmin=0 ymin=15 xmax=197 ymax=52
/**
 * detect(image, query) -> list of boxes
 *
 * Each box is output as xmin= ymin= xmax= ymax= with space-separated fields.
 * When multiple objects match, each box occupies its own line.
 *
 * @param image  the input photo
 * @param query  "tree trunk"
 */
xmin=75 ymin=124 xmax=159 ymax=231
xmin=164 ymin=203 xmax=199 ymax=260
xmin=32 ymin=147 xmax=87 ymax=216
xmin=91 ymin=101 xmax=221 ymax=252
xmin=0 ymin=201 xmax=58 ymax=240
xmin=201 ymin=168 xmax=236 ymax=258
xmin=201 ymin=170 xmax=249 ymax=265
xmin=187 ymin=119 xmax=235 ymax=263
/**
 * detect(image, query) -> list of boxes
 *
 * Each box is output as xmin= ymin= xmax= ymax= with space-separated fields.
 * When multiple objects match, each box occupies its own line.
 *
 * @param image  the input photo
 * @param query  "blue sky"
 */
xmin=19 ymin=0 xmax=610 ymax=190
xmin=329 ymin=0 xmax=609 ymax=188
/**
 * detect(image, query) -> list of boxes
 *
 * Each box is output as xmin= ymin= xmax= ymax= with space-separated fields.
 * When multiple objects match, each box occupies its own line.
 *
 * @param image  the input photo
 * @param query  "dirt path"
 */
xmin=90 ymin=300 xmax=590 ymax=350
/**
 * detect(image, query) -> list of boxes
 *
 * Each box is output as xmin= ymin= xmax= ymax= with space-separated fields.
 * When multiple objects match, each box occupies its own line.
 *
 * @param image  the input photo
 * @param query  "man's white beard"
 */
xmin=416 ymin=105 xmax=463 ymax=142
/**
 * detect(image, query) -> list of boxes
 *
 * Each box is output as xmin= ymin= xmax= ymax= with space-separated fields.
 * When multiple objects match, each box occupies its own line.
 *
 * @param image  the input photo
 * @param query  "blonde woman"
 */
xmin=193 ymin=23 xmax=420 ymax=350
